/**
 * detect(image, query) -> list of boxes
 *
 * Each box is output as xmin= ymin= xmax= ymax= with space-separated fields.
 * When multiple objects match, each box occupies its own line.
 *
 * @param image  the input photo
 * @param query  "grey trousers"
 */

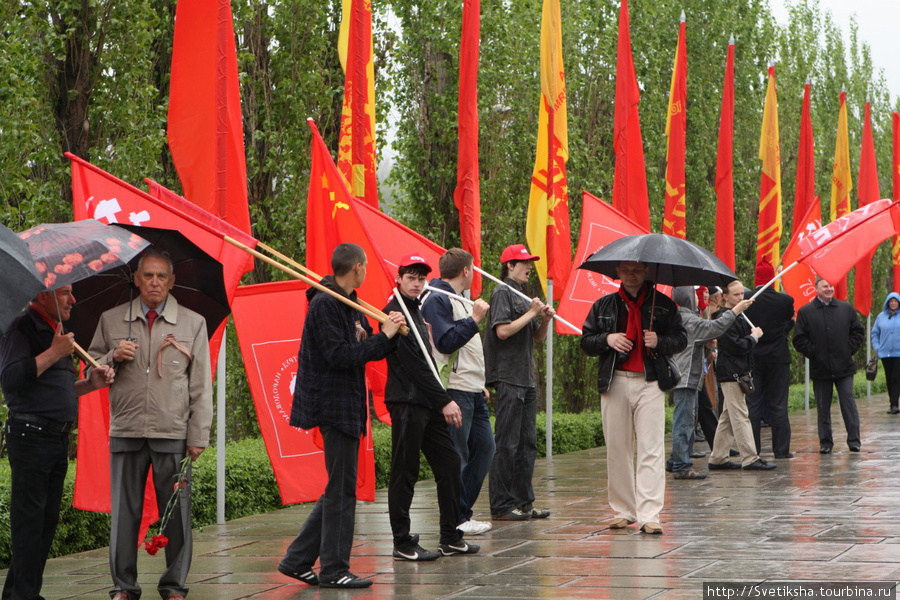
xmin=109 ymin=439 xmax=192 ymax=600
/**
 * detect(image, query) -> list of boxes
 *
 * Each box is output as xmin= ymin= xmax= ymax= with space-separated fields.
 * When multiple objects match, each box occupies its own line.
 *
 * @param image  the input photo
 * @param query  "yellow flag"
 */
xmin=756 ymin=65 xmax=782 ymax=267
xmin=830 ymin=91 xmax=852 ymax=222
xmin=525 ymin=0 xmax=571 ymax=300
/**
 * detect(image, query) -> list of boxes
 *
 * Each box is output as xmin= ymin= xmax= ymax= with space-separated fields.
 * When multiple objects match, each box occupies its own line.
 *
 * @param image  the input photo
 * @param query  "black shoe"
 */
xmin=743 ymin=458 xmax=776 ymax=471
xmin=439 ymin=539 xmax=480 ymax=556
xmin=888 ymin=407 xmax=900 ymax=414
xmin=819 ymin=446 xmax=832 ymax=454
xmin=392 ymin=535 xmax=440 ymax=561
xmin=708 ymin=461 xmax=741 ymax=470
xmin=849 ymin=444 xmax=861 ymax=452
xmin=729 ymin=448 xmax=740 ymax=457
xmin=277 ymin=563 xmax=319 ymax=585
xmin=673 ymin=468 xmax=707 ymax=479
xmin=774 ymin=452 xmax=795 ymax=459
xmin=665 ymin=461 xmax=673 ymax=473
xmin=492 ymin=508 xmax=530 ymax=521
xmin=319 ymin=573 xmax=373 ymax=588
xmin=529 ymin=508 xmax=551 ymax=519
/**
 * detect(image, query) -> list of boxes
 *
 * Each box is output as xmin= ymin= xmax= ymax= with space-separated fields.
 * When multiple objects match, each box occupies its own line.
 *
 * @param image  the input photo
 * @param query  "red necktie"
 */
xmin=147 ymin=309 xmax=158 ymax=333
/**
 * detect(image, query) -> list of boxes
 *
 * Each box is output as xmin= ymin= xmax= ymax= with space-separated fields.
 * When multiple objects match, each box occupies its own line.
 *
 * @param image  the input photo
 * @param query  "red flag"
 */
xmin=757 ymin=65 xmax=782 ymax=267
xmin=68 ymin=154 xmax=255 ymax=525
xmin=306 ymin=120 xmax=446 ymax=423
xmin=662 ymin=14 xmax=687 ymax=239
xmin=555 ymin=191 xmax=649 ymax=334
xmin=781 ymin=197 xmax=822 ymax=307
xmin=714 ymin=38 xmax=735 ymax=271
xmin=854 ymin=102 xmax=881 ymax=316
xmin=232 ymin=281 xmax=377 ymax=503
xmin=337 ymin=0 xmax=379 ymax=207
xmin=167 ymin=0 xmax=250 ymax=235
xmin=797 ymin=199 xmax=899 ymax=286
xmin=892 ymin=112 xmax=900 ymax=292
xmin=454 ymin=0 xmax=482 ymax=297
xmin=526 ymin=0 xmax=572 ymax=300
xmin=612 ymin=0 xmax=650 ymax=231
xmin=793 ymin=82 xmax=815 ymax=234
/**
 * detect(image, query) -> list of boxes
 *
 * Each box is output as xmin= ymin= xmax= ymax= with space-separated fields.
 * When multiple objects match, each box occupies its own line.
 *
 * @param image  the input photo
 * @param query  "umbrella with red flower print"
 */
xmin=18 ymin=219 xmax=149 ymax=290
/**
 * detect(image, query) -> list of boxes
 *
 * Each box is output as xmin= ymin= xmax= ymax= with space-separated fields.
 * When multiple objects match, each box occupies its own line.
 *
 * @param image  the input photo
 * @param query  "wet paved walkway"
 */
xmin=26 ymin=392 xmax=900 ymax=599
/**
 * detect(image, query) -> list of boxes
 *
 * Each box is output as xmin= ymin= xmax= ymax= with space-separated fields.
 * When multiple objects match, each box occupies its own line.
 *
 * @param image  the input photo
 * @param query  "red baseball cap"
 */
xmin=500 ymin=244 xmax=540 ymax=264
xmin=398 ymin=253 xmax=432 ymax=274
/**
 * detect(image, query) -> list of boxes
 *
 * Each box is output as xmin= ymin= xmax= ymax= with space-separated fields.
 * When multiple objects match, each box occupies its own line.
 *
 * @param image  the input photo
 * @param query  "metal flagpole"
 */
xmin=546 ymin=279 xmax=553 ymax=458
xmin=804 ymin=358 xmax=810 ymax=410
xmin=216 ymin=331 xmax=226 ymax=524
xmin=867 ymin=315 xmax=871 ymax=399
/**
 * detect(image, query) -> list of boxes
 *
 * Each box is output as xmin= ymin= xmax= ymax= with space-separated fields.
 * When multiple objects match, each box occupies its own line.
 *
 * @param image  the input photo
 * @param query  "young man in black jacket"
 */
xmin=383 ymin=254 xmax=479 ymax=561
xmin=581 ymin=261 xmax=687 ymax=534
xmin=280 ymin=243 xmax=405 ymax=589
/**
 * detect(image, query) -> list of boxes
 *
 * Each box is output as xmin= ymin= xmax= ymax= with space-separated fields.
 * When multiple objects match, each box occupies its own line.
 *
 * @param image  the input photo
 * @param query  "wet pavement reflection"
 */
xmin=23 ymin=393 xmax=900 ymax=598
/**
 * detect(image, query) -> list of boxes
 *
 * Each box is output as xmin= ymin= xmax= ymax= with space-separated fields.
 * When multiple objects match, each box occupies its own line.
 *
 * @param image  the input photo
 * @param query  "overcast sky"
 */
xmin=770 ymin=0 xmax=900 ymax=103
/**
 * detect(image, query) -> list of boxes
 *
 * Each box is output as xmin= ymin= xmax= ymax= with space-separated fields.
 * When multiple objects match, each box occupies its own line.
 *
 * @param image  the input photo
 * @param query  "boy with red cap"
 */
xmin=382 ymin=253 xmax=479 ymax=561
xmin=484 ymin=244 xmax=555 ymax=521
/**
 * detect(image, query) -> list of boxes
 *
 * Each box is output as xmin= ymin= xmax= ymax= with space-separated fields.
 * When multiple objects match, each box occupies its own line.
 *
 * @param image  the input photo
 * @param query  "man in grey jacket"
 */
xmin=668 ymin=287 xmax=752 ymax=479
xmin=89 ymin=250 xmax=212 ymax=600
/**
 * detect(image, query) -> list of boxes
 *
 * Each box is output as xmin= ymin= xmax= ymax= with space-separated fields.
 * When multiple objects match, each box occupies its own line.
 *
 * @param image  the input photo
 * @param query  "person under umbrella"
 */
xmin=581 ymin=261 xmax=687 ymax=534
xmin=88 ymin=249 xmax=212 ymax=600
xmin=0 ymin=284 xmax=114 ymax=600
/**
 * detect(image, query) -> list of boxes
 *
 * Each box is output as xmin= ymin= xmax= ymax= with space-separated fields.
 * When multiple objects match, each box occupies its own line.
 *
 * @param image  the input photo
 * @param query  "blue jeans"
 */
xmin=489 ymin=383 xmax=537 ymax=516
xmin=447 ymin=389 xmax=496 ymax=523
xmin=669 ymin=387 xmax=698 ymax=473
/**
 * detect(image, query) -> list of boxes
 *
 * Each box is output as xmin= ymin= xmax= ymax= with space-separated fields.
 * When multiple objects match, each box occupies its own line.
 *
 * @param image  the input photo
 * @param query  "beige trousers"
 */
xmin=600 ymin=371 xmax=666 ymax=527
xmin=710 ymin=381 xmax=760 ymax=467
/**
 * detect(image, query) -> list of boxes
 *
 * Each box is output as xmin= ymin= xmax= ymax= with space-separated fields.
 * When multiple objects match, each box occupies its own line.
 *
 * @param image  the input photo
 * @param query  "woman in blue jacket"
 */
xmin=872 ymin=292 xmax=900 ymax=414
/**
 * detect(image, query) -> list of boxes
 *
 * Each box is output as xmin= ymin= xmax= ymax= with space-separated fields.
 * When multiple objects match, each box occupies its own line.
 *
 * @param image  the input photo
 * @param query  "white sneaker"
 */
xmin=457 ymin=519 xmax=492 ymax=535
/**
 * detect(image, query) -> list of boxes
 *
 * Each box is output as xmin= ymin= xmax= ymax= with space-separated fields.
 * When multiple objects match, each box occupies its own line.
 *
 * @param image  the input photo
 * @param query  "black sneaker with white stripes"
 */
xmin=276 ymin=562 xmax=318 ymax=585
xmin=319 ymin=572 xmax=373 ymax=589
xmin=439 ymin=539 xmax=480 ymax=556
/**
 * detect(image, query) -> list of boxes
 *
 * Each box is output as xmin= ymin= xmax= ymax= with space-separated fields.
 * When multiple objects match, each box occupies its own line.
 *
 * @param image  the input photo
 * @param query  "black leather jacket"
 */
xmin=581 ymin=285 xmax=687 ymax=393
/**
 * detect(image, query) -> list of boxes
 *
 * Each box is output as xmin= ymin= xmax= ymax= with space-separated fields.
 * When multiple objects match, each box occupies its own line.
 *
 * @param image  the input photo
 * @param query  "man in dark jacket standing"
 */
xmin=744 ymin=260 xmax=795 ymax=458
xmin=708 ymin=280 xmax=774 ymax=471
xmin=581 ymin=261 xmax=687 ymax=534
xmin=383 ymin=254 xmax=479 ymax=561
xmin=280 ymin=243 xmax=404 ymax=589
xmin=793 ymin=277 xmax=865 ymax=454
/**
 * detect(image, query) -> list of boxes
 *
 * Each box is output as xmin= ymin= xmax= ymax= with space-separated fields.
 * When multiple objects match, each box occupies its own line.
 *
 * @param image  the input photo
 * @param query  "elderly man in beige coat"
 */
xmin=89 ymin=249 xmax=212 ymax=600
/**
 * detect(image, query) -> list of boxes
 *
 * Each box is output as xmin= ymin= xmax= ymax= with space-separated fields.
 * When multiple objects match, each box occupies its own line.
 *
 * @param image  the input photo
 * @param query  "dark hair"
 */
xmin=137 ymin=248 xmax=174 ymax=273
xmin=332 ymin=243 xmax=366 ymax=276
xmin=439 ymin=248 xmax=473 ymax=279
xmin=500 ymin=260 xmax=521 ymax=280
xmin=398 ymin=264 xmax=431 ymax=279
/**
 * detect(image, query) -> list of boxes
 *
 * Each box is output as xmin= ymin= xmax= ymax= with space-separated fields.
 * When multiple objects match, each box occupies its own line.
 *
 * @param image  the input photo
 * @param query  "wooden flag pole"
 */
xmin=224 ymin=236 xmax=408 ymax=336
xmin=256 ymin=241 xmax=382 ymax=316
xmin=75 ymin=342 xmax=101 ymax=369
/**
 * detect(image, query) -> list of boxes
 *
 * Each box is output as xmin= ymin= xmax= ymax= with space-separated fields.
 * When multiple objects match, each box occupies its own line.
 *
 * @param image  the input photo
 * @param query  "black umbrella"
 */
xmin=578 ymin=233 xmax=738 ymax=288
xmin=0 ymin=223 xmax=45 ymax=335
xmin=69 ymin=224 xmax=230 ymax=348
